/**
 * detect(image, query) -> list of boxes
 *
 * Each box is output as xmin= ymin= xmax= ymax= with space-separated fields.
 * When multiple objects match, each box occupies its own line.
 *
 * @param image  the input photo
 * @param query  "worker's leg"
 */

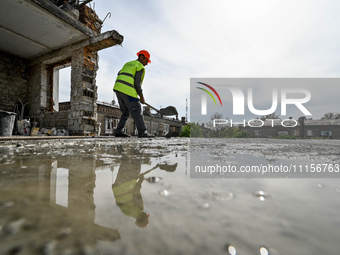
xmin=115 ymin=91 xmax=147 ymax=136
xmin=115 ymin=91 xmax=130 ymax=134
xmin=129 ymin=99 xmax=147 ymax=136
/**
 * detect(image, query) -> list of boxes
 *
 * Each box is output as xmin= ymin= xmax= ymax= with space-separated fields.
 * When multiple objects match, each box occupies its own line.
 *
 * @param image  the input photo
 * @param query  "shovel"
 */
xmin=140 ymin=163 xmax=178 ymax=183
xmin=144 ymin=102 xmax=178 ymax=116
xmin=142 ymin=163 xmax=178 ymax=176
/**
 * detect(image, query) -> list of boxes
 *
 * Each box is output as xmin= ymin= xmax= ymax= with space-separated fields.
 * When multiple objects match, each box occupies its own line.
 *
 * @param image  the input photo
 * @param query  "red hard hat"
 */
xmin=137 ymin=50 xmax=151 ymax=63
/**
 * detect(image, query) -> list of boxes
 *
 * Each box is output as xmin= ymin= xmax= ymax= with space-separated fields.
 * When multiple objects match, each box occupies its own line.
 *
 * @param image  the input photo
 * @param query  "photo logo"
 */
xmin=197 ymin=82 xmax=311 ymax=117
xmin=196 ymin=82 xmax=222 ymax=115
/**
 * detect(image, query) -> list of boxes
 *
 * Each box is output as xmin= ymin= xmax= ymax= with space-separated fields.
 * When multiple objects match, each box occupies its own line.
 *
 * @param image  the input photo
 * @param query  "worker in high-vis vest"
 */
xmin=113 ymin=50 xmax=154 ymax=138
xmin=112 ymin=152 xmax=150 ymax=228
xmin=112 ymin=176 xmax=150 ymax=228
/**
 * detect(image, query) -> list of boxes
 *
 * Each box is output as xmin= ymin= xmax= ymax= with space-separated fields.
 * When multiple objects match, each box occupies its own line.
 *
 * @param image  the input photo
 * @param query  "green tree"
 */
xmin=180 ymin=124 xmax=190 ymax=137
xmin=321 ymin=112 xmax=340 ymax=119
xmin=180 ymin=123 xmax=203 ymax=137
xmin=274 ymin=134 xmax=296 ymax=139
xmin=205 ymin=112 xmax=228 ymax=138
xmin=222 ymin=127 xmax=253 ymax=138
xmin=222 ymin=127 xmax=239 ymax=138
xmin=190 ymin=123 xmax=204 ymax=137
xmin=260 ymin=112 xmax=280 ymax=121
xmin=232 ymin=130 xmax=253 ymax=138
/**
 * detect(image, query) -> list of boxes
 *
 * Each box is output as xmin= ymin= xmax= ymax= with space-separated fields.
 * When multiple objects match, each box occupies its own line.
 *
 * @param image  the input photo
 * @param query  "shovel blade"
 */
xmin=159 ymin=106 xmax=178 ymax=116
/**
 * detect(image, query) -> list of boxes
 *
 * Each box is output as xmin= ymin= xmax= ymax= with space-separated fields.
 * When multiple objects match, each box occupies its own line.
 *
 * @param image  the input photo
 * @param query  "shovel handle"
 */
xmin=144 ymin=102 xmax=160 ymax=113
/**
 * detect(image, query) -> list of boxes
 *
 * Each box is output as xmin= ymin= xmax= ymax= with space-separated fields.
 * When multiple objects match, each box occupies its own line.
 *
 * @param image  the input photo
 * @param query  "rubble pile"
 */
xmin=17 ymin=119 xmax=69 ymax=137
xmin=31 ymin=127 xmax=70 ymax=137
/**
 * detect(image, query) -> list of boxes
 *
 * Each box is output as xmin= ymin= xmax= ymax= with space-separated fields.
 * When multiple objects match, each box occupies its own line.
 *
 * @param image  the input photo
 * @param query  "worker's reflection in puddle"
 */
xmin=112 ymin=147 xmax=177 ymax=228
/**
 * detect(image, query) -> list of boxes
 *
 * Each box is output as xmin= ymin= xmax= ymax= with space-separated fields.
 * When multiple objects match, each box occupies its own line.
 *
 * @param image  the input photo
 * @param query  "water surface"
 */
xmin=0 ymin=138 xmax=339 ymax=255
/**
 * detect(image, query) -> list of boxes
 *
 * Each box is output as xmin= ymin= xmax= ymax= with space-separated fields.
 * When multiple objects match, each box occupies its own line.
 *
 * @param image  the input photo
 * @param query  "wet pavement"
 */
xmin=0 ymin=137 xmax=340 ymax=255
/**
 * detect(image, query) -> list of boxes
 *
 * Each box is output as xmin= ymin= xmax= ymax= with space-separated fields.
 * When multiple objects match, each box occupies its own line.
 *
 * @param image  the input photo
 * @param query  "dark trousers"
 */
xmin=115 ymin=91 xmax=147 ymax=136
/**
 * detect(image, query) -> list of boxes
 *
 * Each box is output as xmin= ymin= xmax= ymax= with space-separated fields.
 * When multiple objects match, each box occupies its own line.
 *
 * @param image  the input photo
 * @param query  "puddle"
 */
xmin=0 ymin=138 xmax=339 ymax=254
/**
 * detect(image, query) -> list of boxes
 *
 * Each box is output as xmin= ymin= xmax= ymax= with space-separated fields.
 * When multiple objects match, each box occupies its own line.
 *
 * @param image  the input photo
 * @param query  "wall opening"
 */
xmin=52 ymin=63 xmax=71 ymax=111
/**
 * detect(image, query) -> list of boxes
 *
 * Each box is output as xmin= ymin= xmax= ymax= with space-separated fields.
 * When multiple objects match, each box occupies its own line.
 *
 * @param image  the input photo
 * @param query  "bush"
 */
xmin=180 ymin=123 xmax=203 ymax=137
xmin=274 ymin=134 xmax=296 ymax=139
xmin=180 ymin=124 xmax=190 ymax=137
xmin=222 ymin=127 xmax=253 ymax=138
xmin=232 ymin=130 xmax=253 ymax=138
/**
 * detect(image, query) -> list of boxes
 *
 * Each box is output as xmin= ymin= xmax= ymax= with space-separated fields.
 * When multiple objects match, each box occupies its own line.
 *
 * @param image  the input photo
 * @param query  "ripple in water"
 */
xmin=227 ymin=245 xmax=236 ymax=255
xmin=253 ymin=190 xmax=271 ymax=201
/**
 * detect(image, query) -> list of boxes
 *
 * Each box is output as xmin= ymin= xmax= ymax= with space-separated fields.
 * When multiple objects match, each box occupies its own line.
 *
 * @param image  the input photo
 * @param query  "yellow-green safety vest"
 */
xmin=112 ymin=179 xmax=143 ymax=218
xmin=114 ymin=60 xmax=145 ymax=98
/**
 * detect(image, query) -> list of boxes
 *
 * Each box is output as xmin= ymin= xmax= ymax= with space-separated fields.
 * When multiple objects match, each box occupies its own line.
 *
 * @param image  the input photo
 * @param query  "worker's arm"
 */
xmin=134 ymin=70 xmax=145 ymax=104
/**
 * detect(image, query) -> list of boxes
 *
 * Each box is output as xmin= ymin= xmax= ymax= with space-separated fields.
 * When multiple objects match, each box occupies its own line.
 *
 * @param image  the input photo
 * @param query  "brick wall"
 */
xmin=0 ymin=5 xmax=120 ymax=136
xmin=44 ymin=111 xmax=69 ymax=129
xmin=79 ymin=5 xmax=102 ymax=35
xmin=67 ymin=47 xmax=99 ymax=135
xmin=304 ymin=125 xmax=340 ymax=139
xmin=0 ymin=52 xmax=29 ymax=112
xmin=28 ymin=62 xmax=53 ymax=126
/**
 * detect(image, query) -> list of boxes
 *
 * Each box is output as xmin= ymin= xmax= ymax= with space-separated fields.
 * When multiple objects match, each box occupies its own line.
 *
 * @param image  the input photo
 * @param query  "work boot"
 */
xmin=115 ymin=133 xmax=130 ymax=138
xmin=138 ymin=133 xmax=155 ymax=138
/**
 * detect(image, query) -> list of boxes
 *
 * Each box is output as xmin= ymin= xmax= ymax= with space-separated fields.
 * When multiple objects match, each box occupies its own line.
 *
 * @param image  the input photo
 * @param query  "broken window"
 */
xmin=105 ymin=117 xmax=119 ymax=135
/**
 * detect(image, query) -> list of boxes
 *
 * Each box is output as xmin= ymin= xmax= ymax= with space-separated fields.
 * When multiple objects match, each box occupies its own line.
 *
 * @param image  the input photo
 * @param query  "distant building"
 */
xmin=239 ymin=117 xmax=340 ymax=139
xmin=59 ymin=102 xmax=185 ymax=137
xmin=299 ymin=118 xmax=340 ymax=139
xmin=97 ymin=102 xmax=184 ymax=137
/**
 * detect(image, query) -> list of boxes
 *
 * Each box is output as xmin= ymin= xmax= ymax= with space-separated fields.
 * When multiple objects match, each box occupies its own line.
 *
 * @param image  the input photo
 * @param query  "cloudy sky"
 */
xmin=59 ymin=0 xmax=340 ymax=121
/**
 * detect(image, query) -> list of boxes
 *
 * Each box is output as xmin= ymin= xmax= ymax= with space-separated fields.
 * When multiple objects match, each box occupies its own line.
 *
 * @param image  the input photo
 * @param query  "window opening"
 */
xmin=53 ymin=63 xmax=71 ymax=111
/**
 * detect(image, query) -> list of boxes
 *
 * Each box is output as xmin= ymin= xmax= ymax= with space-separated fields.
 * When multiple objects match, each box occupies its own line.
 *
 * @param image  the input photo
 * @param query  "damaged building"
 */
xmin=97 ymin=102 xmax=184 ymax=137
xmin=239 ymin=117 xmax=340 ymax=139
xmin=0 ymin=0 xmax=121 ymax=136
xmin=0 ymin=0 xmax=184 ymax=137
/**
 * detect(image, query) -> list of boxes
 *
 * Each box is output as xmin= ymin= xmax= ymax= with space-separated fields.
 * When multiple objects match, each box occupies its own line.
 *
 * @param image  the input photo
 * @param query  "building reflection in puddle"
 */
xmin=50 ymin=162 xmax=69 ymax=207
